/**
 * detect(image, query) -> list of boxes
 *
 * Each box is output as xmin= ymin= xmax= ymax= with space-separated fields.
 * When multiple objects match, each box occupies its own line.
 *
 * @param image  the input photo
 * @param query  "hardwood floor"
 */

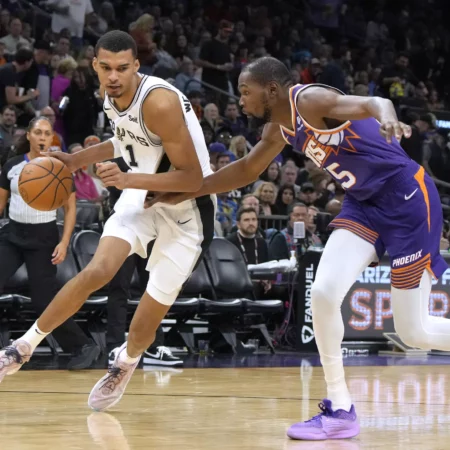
xmin=1 ymin=364 xmax=450 ymax=449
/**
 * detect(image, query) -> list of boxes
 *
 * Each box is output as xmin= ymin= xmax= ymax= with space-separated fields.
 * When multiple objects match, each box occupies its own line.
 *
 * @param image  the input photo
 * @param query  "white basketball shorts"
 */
xmin=102 ymin=195 xmax=216 ymax=305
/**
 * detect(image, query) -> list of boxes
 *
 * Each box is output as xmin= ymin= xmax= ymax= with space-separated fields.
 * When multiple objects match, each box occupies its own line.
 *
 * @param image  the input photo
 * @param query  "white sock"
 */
xmin=21 ymin=321 xmax=50 ymax=352
xmin=118 ymin=344 xmax=140 ymax=365
xmin=321 ymin=354 xmax=352 ymax=411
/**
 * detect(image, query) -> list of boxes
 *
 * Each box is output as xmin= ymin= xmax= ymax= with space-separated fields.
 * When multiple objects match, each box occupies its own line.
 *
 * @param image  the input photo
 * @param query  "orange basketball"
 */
xmin=18 ymin=157 xmax=73 ymax=211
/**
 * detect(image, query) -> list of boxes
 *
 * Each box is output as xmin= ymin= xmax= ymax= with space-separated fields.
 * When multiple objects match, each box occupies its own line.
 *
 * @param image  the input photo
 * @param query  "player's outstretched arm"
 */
xmin=297 ymin=87 xmax=412 ymax=143
xmin=41 ymin=140 xmax=115 ymax=173
xmin=145 ymin=123 xmax=285 ymax=206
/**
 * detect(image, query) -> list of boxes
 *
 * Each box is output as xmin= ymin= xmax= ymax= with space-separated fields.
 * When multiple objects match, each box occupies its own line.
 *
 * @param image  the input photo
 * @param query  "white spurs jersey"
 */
xmin=103 ymin=74 xmax=213 ymax=181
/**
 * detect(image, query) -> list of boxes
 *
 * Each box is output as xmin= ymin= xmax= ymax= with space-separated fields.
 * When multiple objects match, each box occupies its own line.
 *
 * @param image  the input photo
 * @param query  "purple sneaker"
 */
xmin=88 ymin=343 xmax=141 ymax=411
xmin=0 ymin=340 xmax=32 ymax=382
xmin=287 ymin=399 xmax=360 ymax=440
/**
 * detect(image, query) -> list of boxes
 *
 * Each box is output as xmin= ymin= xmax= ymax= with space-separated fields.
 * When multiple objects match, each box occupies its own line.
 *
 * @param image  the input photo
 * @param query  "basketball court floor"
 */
xmin=1 ymin=354 xmax=450 ymax=449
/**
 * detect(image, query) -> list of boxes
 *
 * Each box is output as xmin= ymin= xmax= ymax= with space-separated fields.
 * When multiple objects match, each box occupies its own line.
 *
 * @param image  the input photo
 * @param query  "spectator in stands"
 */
xmin=253 ymin=161 xmax=281 ymax=191
xmin=216 ymin=152 xmax=231 ymax=170
xmin=275 ymin=184 xmax=295 ymax=216
xmin=0 ymin=9 xmax=10 ymax=38
xmin=21 ymin=22 xmax=34 ymax=47
xmin=0 ymin=18 xmax=28 ymax=56
xmin=22 ymin=40 xmax=52 ymax=112
xmin=188 ymin=90 xmax=203 ymax=120
xmin=216 ymin=127 xmax=233 ymax=148
xmin=0 ymin=42 xmax=6 ymax=66
xmin=62 ymin=67 xmax=98 ymax=145
xmin=48 ymin=0 xmax=94 ymax=47
xmin=151 ymin=32 xmax=178 ymax=78
xmin=0 ymin=48 xmax=37 ymax=126
xmin=40 ymin=106 xmax=65 ymax=153
xmin=310 ymin=170 xmax=333 ymax=209
xmin=280 ymin=164 xmax=300 ymax=194
xmin=427 ymin=89 xmax=444 ymax=111
xmin=401 ymin=112 xmax=434 ymax=165
xmin=0 ymin=105 xmax=16 ymax=166
xmin=174 ymin=57 xmax=201 ymax=94
xmin=365 ymin=11 xmax=389 ymax=47
xmin=54 ymin=35 xmax=72 ymax=60
xmin=241 ymin=193 xmax=260 ymax=214
xmin=197 ymin=19 xmax=233 ymax=105
xmin=325 ymin=199 xmax=342 ymax=216
xmin=422 ymin=132 xmax=450 ymax=183
xmin=306 ymin=205 xmax=323 ymax=246
xmin=378 ymin=52 xmax=417 ymax=101
xmin=202 ymin=125 xmax=215 ymax=148
xmin=269 ymin=202 xmax=310 ymax=260
xmin=77 ymin=45 xmax=97 ymax=81
xmin=229 ymin=135 xmax=247 ymax=160
xmin=253 ymin=181 xmax=278 ymax=216
xmin=297 ymin=181 xmax=318 ymax=207
xmin=227 ymin=207 xmax=269 ymax=267
xmin=296 ymin=157 xmax=316 ymax=185
xmin=201 ymin=103 xmax=222 ymax=135
xmin=69 ymin=142 xmax=103 ymax=202
xmin=129 ymin=13 xmax=155 ymax=75
xmin=217 ymin=191 xmax=238 ymax=230
xmin=0 ymin=116 xmax=99 ymax=369
xmin=50 ymin=54 xmax=61 ymax=78
xmin=301 ymin=58 xmax=322 ymax=84
xmin=319 ymin=49 xmax=350 ymax=94
xmin=51 ymin=57 xmax=77 ymax=105
xmin=223 ymin=100 xmax=247 ymax=137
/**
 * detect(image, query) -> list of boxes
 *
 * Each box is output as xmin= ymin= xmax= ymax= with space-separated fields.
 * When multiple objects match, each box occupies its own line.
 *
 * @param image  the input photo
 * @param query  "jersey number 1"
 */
xmin=125 ymin=145 xmax=138 ymax=167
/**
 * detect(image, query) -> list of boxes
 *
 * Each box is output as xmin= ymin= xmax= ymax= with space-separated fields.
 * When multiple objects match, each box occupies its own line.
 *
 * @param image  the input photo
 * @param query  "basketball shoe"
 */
xmin=88 ymin=342 xmax=140 ymax=411
xmin=0 ymin=340 xmax=32 ymax=382
xmin=143 ymin=346 xmax=183 ymax=366
xmin=287 ymin=399 xmax=360 ymax=440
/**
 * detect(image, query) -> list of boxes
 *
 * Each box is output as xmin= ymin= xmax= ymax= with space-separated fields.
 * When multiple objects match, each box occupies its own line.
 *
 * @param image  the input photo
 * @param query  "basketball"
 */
xmin=18 ymin=157 xmax=73 ymax=211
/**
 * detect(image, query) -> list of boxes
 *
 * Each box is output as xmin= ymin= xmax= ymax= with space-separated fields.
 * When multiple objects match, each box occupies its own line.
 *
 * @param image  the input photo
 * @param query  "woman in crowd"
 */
xmin=253 ymin=161 xmax=281 ymax=191
xmin=253 ymin=181 xmax=278 ymax=216
xmin=275 ymin=184 xmax=296 ymax=216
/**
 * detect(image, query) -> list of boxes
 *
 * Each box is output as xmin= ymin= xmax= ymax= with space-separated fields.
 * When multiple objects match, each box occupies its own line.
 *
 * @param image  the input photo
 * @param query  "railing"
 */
xmin=183 ymin=78 xmax=240 ymax=102
xmin=258 ymin=215 xmax=289 ymax=231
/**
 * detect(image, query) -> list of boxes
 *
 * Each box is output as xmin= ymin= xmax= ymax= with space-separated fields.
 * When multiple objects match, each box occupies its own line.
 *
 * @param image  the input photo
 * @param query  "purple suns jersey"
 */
xmin=279 ymin=84 xmax=412 ymax=201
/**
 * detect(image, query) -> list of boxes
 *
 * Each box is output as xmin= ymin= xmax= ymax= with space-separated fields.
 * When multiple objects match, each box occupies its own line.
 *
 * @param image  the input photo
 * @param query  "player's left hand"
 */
xmin=52 ymin=242 xmax=68 ymax=265
xmin=379 ymin=120 xmax=412 ymax=144
xmin=96 ymin=162 xmax=128 ymax=190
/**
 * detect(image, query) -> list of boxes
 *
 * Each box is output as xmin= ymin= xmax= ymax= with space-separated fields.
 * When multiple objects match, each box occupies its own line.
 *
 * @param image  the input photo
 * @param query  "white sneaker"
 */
xmin=143 ymin=346 xmax=183 ymax=366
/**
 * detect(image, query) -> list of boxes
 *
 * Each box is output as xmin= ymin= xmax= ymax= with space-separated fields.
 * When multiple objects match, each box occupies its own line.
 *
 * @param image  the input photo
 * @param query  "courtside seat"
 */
xmin=204 ymin=238 xmax=284 ymax=353
xmin=205 ymin=238 xmax=283 ymax=314
xmin=71 ymin=230 xmax=108 ymax=350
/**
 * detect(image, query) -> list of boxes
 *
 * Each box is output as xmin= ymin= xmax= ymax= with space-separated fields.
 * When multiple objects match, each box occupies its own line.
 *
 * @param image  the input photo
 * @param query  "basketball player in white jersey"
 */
xmin=0 ymin=30 xmax=215 ymax=411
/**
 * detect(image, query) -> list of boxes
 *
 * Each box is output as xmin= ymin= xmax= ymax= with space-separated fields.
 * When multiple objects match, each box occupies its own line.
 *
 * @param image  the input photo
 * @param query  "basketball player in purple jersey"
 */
xmin=150 ymin=56 xmax=449 ymax=441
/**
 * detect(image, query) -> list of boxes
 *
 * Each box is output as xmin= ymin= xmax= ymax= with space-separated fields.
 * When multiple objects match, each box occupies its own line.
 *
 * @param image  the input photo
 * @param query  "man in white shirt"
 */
xmin=46 ymin=0 xmax=94 ymax=39
xmin=0 ymin=18 xmax=29 ymax=55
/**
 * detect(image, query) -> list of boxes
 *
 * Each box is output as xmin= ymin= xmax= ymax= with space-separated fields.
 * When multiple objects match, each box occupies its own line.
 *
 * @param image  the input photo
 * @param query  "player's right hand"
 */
xmin=379 ymin=120 xmax=411 ymax=144
xmin=40 ymin=150 xmax=77 ymax=172
xmin=144 ymin=192 xmax=192 ymax=209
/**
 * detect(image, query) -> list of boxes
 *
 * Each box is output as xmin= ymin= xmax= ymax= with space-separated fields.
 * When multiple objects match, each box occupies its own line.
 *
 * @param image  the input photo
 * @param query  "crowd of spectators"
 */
xmin=1 ymin=0 xmax=450 ymax=254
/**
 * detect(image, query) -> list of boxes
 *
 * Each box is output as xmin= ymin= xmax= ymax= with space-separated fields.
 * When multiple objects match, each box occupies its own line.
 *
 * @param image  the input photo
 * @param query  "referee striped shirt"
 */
xmin=0 ymin=155 xmax=57 ymax=224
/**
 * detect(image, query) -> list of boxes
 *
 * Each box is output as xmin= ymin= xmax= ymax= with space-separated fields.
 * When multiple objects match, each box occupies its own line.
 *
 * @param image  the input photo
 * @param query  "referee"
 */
xmin=0 ymin=116 xmax=99 ymax=369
